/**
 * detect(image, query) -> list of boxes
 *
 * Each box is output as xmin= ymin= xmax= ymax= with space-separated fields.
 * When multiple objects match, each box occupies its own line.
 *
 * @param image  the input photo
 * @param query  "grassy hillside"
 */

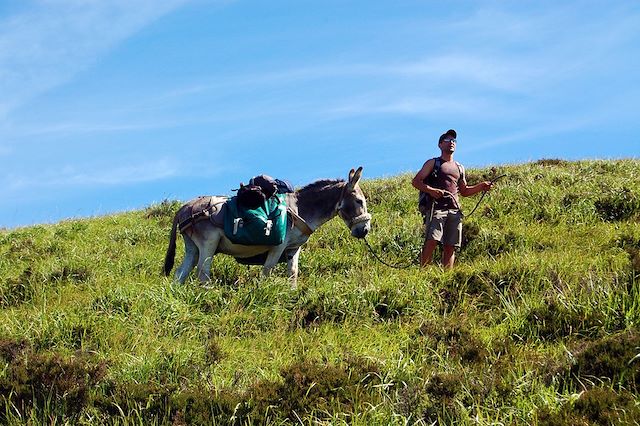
xmin=1 ymin=159 xmax=639 ymax=425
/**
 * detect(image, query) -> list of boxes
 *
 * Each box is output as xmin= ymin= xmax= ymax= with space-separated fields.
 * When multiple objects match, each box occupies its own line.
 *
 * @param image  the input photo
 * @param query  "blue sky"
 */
xmin=1 ymin=0 xmax=639 ymax=229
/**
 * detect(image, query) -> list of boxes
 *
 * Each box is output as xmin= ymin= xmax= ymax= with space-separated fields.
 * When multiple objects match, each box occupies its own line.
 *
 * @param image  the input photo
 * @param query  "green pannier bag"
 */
xmin=224 ymin=193 xmax=288 ymax=245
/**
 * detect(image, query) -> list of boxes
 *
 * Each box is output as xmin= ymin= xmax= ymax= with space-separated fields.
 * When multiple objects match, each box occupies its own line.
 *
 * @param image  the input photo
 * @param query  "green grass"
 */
xmin=1 ymin=159 xmax=639 ymax=425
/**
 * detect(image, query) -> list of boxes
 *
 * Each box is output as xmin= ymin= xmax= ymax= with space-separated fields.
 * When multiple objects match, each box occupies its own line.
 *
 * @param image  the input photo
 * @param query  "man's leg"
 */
xmin=421 ymin=239 xmax=439 ymax=267
xmin=440 ymin=210 xmax=461 ymax=269
xmin=442 ymin=245 xmax=456 ymax=269
xmin=422 ymin=208 xmax=445 ymax=267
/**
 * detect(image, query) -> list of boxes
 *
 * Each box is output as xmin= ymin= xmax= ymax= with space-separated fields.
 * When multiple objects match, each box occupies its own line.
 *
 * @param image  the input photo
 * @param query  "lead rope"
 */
xmin=363 ymin=236 xmax=416 ymax=269
xmin=463 ymin=174 xmax=507 ymax=218
xmin=363 ymin=172 xmax=507 ymax=269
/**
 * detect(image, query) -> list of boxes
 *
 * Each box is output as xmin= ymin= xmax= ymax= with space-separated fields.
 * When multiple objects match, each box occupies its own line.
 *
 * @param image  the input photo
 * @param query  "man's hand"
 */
xmin=428 ymin=188 xmax=446 ymax=199
xmin=481 ymin=181 xmax=493 ymax=192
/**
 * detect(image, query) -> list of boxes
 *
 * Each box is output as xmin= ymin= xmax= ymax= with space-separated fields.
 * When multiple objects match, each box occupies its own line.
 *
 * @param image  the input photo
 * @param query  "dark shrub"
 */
xmin=145 ymin=199 xmax=181 ymax=220
xmin=247 ymin=358 xmax=382 ymax=421
xmin=561 ymin=193 xmax=582 ymax=208
xmin=595 ymin=187 xmax=639 ymax=222
xmin=535 ymin=158 xmax=570 ymax=167
xmin=538 ymin=387 xmax=640 ymax=425
xmin=425 ymin=372 xmax=462 ymax=400
xmin=0 ymin=267 xmax=36 ymax=307
xmin=420 ymin=372 xmax=466 ymax=424
xmin=522 ymin=301 xmax=608 ymax=341
xmin=49 ymin=264 xmax=92 ymax=283
xmin=93 ymin=382 xmax=242 ymax=424
xmin=69 ymin=325 xmax=96 ymax=350
xmin=291 ymin=291 xmax=347 ymax=328
xmin=0 ymin=351 xmax=107 ymax=420
xmin=613 ymin=233 xmax=640 ymax=275
xmin=170 ymin=388 xmax=241 ymax=425
xmin=436 ymin=269 xmax=497 ymax=309
xmin=96 ymin=382 xmax=176 ymax=420
xmin=417 ymin=318 xmax=488 ymax=363
xmin=367 ymin=287 xmax=410 ymax=321
xmin=0 ymin=338 xmax=28 ymax=363
xmin=628 ymin=248 xmax=640 ymax=275
xmin=460 ymin=221 xmax=480 ymax=250
xmin=396 ymin=382 xmax=428 ymax=419
xmin=205 ymin=337 xmax=224 ymax=364
xmin=569 ymin=330 xmax=640 ymax=389
xmin=92 ymin=293 xmax=131 ymax=315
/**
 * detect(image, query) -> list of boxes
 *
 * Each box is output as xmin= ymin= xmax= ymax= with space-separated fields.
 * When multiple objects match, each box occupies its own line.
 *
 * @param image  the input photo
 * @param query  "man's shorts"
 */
xmin=425 ymin=209 xmax=463 ymax=247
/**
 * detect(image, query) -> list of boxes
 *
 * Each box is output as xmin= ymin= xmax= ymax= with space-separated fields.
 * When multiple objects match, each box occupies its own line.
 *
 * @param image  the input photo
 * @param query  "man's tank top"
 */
xmin=422 ymin=158 xmax=464 ymax=210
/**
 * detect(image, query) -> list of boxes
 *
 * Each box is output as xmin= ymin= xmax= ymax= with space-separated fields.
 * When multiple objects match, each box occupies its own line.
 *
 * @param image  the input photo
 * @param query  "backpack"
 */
xmin=236 ymin=175 xmax=293 ymax=210
xmin=418 ymin=157 xmax=464 ymax=215
xmin=224 ymin=193 xmax=288 ymax=246
xmin=249 ymin=175 xmax=294 ymax=195
xmin=224 ymin=174 xmax=293 ymax=246
xmin=237 ymin=184 xmax=268 ymax=210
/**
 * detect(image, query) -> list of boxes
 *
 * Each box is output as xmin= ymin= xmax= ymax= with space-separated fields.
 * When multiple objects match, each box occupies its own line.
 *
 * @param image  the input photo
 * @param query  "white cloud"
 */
xmin=12 ymin=119 xmax=189 ymax=137
xmin=4 ymin=158 xmax=179 ymax=191
xmin=462 ymin=117 xmax=596 ymax=156
xmin=385 ymin=55 xmax=537 ymax=94
xmin=0 ymin=0 xmax=191 ymax=118
xmin=325 ymin=93 xmax=507 ymax=120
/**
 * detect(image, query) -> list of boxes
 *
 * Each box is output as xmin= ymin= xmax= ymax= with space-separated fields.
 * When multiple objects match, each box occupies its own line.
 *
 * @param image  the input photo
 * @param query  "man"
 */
xmin=411 ymin=129 xmax=493 ymax=268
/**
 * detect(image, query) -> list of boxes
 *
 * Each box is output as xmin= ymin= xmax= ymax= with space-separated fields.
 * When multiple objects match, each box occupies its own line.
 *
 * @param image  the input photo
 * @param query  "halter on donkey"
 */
xmin=163 ymin=167 xmax=371 ymax=288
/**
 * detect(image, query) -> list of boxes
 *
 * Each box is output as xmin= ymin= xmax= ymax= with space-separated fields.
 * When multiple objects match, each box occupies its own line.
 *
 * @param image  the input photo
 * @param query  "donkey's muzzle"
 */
xmin=351 ymin=224 xmax=370 ymax=239
xmin=349 ymin=213 xmax=371 ymax=239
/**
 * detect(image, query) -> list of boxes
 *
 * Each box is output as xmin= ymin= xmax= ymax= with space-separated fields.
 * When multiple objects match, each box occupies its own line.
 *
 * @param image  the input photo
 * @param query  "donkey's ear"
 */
xmin=348 ymin=168 xmax=355 ymax=182
xmin=351 ymin=166 xmax=363 ymax=186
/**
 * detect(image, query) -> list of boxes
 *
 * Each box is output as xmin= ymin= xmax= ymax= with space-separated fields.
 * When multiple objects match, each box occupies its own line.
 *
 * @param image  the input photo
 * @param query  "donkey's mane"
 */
xmin=296 ymin=178 xmax=346 ymax=220
xmin=297 ymin=178 xmax=344 ymax=195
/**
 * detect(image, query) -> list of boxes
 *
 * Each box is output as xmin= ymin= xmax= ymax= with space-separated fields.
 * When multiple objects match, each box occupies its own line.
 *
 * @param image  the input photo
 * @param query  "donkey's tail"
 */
xmin=163 ymin=212 xmax=180 ymax=276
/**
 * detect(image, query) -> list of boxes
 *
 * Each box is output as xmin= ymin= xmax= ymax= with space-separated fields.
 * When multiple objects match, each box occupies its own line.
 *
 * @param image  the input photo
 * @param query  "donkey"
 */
xmin=163 ymin=167 xmax=371 ymax=288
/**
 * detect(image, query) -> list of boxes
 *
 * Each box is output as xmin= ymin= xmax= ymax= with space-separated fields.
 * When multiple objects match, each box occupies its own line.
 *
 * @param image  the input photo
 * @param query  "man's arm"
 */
xmin=459 ymin=178 xmax=492 ymax=197
xmin=412 ymin=159 xmax=446 ymax=199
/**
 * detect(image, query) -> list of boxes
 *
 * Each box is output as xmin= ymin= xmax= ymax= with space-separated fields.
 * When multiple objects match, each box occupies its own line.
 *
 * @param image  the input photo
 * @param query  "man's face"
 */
xmin=440 ymin=137 xmax=456 ymax=153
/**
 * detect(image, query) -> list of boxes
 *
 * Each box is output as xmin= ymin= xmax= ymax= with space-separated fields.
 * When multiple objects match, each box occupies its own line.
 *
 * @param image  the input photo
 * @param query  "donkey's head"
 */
xmin=336 ymin=166 xmax=371 ymax=238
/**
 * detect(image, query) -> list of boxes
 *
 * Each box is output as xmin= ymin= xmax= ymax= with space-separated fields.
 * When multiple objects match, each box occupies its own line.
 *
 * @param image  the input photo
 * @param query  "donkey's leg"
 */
xmin=286 ymin=247 xmax=302 ymax=290
xmin=196 ymin=231 xmax=221 ymax=283
xmin=175 ymin=234 xmax=198 ymax=284
xmin=262 ymin=244 xmax=287 ymax=278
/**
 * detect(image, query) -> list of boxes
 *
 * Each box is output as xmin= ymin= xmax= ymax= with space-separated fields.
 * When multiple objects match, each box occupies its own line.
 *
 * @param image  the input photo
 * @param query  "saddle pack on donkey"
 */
xmin=223 ymin=175 xmax=294 ymax=246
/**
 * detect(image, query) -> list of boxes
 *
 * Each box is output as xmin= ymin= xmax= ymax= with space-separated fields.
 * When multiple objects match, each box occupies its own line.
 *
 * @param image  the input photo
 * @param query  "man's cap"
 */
xmin=438 ymin=129 xmax=457 ymax=143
